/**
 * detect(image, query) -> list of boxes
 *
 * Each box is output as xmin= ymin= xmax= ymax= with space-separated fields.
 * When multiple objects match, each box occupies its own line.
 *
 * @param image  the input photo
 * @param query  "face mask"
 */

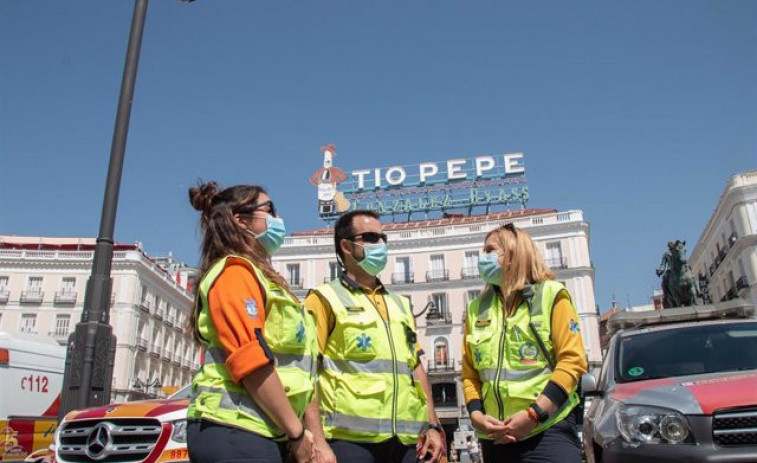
xmin=353 ymin=242 xmax=388 ymax=276
xmin=249 ymin=216 xmax=286 ymax=255
xmin=478 ymin=252 xmax=503 ymax=285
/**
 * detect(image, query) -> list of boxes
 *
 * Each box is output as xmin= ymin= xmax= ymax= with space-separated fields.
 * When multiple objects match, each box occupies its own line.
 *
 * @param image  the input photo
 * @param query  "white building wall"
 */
xmin=690 ymin=170 xmax=757 ymax=305
xmin=0 ymin=238 xmax=201 ymax=403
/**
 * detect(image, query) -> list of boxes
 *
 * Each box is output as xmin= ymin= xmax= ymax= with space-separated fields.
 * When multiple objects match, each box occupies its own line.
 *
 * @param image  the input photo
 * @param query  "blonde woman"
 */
xmin=461 ymin=223 xmax=587 ymax=463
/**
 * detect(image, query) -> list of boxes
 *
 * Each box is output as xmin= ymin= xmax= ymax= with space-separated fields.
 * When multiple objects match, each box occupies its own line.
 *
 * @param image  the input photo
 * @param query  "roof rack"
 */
xmin=607 ymin=298 xmax=756 ymax=335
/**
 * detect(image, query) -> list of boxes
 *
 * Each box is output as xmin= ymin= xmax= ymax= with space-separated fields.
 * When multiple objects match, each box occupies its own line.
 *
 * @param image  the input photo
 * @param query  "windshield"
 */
xmin=170 ymin=385 xmax=193 ymax=399
xmin=616 ymin=322 xmax=757 ymax=383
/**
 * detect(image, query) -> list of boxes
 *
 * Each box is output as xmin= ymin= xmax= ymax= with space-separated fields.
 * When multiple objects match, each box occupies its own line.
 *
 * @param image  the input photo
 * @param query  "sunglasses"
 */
xmin=348 ymin=232 xmax=388 ymax=244
xmin=499 ymin=223 xmax=517 ymax=233
xmin=240 ymin=200 xmax=277 ymax=218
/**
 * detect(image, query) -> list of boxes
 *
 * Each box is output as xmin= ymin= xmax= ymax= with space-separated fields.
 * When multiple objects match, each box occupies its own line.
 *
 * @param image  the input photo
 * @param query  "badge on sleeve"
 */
xmin=245 ymin=299 xmax=259 ymax=319
xmin=569 ymin=319 xmax=580 ymax=334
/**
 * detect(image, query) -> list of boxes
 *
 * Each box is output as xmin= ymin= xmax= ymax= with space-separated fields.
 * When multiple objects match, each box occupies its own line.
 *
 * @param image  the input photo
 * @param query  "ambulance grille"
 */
xmin=57 ymin=418 xmax=163 ymax=463
xmin=713 ymin=408 xmax=757 ymax=446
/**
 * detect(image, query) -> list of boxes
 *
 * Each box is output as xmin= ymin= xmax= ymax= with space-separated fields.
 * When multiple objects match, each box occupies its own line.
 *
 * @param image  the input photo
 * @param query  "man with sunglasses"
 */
xmin=303 ymin=210 xmax=444 ymax=463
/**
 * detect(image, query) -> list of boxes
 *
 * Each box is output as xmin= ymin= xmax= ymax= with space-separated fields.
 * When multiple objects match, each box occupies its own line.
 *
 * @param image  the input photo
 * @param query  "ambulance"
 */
xmin=0 ymin=331 xmax=65 ymax=462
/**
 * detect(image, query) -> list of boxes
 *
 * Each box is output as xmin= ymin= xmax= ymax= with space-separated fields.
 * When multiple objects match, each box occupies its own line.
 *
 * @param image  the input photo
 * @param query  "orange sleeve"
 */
xmin=461 ymin=318 xmax=484 ymax=404
xmin=207 ymin=259 xmax=272 ymax=383
xmin=548 ymin=292 xmax=589 ymax=394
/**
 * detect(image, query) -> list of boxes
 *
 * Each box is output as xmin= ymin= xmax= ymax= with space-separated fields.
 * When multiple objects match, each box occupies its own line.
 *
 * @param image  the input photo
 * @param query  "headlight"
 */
xmin=616 ymin=405 xmax=693 ymax=444
xmin=171 ymin=420 xmax=188 ymax=443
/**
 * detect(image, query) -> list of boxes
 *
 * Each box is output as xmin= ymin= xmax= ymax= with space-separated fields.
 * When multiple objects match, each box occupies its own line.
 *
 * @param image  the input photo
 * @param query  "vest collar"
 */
xmin=340 ymin=273 xmax=385 ymax=294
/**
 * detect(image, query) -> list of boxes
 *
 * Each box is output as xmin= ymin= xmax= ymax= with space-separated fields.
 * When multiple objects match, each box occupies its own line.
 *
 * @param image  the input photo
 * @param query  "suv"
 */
xmin=581 ymin=300 xmax=757 ymax=463
xmin=55 ymin=387 xmax=191 ymax=463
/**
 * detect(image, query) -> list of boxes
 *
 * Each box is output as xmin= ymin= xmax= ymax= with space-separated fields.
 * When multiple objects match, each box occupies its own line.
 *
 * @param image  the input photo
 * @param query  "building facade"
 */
xmin=690 ymin=170 xmax=757 ymax=305
xmin=273 ymin=208 xmax=601 ymax=428
xmin=0 ymin=236 xmax=201 ymax=403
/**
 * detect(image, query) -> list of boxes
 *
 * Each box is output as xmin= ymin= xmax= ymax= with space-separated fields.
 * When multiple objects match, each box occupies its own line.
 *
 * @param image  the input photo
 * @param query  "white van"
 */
xmin=0 ymin=331 xmax=65 ymax=462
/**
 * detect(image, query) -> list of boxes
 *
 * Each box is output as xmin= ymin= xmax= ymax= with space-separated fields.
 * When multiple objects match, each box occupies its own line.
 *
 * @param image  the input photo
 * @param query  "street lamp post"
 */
xmin=59 ymin=0 xmax=151 ymax=418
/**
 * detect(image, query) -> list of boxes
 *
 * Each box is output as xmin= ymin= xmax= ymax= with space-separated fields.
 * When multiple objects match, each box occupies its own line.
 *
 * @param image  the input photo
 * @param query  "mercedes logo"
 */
xmin=85 ymin=423 xmax=113 ymax=461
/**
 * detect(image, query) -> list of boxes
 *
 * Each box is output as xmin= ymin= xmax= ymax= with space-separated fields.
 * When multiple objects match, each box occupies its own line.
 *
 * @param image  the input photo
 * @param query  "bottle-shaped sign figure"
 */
xmin=310 ymin=144 xmax=350 ymax=215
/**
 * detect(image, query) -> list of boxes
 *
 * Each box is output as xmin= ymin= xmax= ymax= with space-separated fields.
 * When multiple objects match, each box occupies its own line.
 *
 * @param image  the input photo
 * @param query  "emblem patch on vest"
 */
xmin=296 ymin=321 xmax=306 ymax=343
xmin=356 ymin=333 xmax=372 ymax=351
xmin=474 ymin=348 xmax=483 ymax=364
xmin=518 ymin=343 xmax=539 ymax=365
xmin=245 ymin=299 xmax=258 ymax=319
xmin=569 ymin=319 xmax=580 ymax=334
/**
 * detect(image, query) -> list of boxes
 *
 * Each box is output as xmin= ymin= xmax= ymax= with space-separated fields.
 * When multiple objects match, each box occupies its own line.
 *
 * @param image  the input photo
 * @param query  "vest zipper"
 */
xmin=493 ymin=311 xmax=507 ymax=421
xmin=366 ymin=294 xmax=399 ymax=436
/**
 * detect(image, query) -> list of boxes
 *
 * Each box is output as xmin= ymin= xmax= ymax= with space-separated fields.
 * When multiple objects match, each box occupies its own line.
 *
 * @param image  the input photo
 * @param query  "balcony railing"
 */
xmin=20 ymin=291 xmax=44 ymax=304
xmin=163 ymin=315 xmax=173 ymax=326
xmin=139 ymin=300 xmax=151 ymax=313
xmin=49 ymin=330 xmax=69 ymax=342
xmin=461 ymin=267 xmax=479 ymax=279
xmin=137 ymin=337 xmax=148 ymax=351
xmin=426 ymin=311 xmax=453 ymax=326
xmin=54 ymin=291 xmax=77 ymax=304
xmin=427 ymin=358 xmax=456 ymax=373
xmin=289 ymin=279 xmax=304 ymax=290
xmin=150 ymin=345 xmax=161 ymax=357
xmin=162 ymin=349 xmax=172 ymax=362
xmin=545 ymin=257 xmax=568 ymax=270
xmin=391 ymin=273 xmax=415 ymax=284
xmin=19 ymin=327 xmax=37 ymax=334
xmin=426 ymin=270 xmax=449 ymax=282
xmin=736 ymin=275 xmax=750 ymax=291
xmin=154 ymin=308 xmax=164 ymax=320
xmin=173 ymin=354 xmax=182 ymax=366
xmin=0 ymin=290 xmax=9 ymax=303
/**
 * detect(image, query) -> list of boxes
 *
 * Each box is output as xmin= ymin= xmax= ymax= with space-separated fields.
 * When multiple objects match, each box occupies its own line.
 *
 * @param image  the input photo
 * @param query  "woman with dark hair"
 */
xmin=461 ymin=223 xmax=587 ymax=463
xmin=186 ymin=181 xmax=318 ymax=463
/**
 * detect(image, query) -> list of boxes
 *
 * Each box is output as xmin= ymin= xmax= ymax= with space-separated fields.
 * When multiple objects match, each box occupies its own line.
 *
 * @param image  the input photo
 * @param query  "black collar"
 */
xmin=340 ymin=273 xmax=385 ymax=293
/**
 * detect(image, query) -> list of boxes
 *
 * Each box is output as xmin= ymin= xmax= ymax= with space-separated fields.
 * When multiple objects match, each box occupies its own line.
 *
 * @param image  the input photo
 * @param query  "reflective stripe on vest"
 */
xmin=204 ymin=347 xmax=316 ymax=377
xmin=322 ymin=356 xmax=412 ymax=376
xmin=192 ymin=385 xmax=277 ymax=429
xmin=323 ymin=413 xmax=427 ymax=437
xmin=478 ymin=365 xmax=551 ymax=382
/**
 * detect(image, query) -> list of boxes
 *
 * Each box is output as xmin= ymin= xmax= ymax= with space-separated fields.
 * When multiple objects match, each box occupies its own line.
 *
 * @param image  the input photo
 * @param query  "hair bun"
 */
xmin=189 ymin=180 xmax=220 ymax=213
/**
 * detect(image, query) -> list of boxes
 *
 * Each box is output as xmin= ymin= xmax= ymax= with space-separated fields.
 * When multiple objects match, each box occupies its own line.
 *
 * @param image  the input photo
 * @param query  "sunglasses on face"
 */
xmin=240 ymin=200 xmax=276 ymax=218
xmin=348 ymin=232 xmax=388 ymax=244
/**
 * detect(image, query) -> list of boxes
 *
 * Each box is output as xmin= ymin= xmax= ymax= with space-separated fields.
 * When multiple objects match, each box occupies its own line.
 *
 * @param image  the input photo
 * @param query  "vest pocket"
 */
xmin=278 ymin=369 xmax=315 ymax=417
xmin=341 ymin=315 xmax=379 ymax=361
xmin=466 ymin=329 xmax=495 ymax=369
xmin=277 ymin=305 xmax=310 ymax=352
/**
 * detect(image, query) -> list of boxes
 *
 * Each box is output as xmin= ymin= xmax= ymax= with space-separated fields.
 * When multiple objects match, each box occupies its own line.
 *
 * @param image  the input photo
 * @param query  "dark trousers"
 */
xmin=329 ymin=437 xmax=417 ymax=463
xmin=480 ymin=415 xmax=582 ymax=463
xmin=188 ymin=419 xmax=287 ymax=463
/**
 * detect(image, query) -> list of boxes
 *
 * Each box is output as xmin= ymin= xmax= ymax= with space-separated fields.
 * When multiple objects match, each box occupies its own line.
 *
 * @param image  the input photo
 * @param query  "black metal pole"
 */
xmin=60 ymin=0 xmax=149 ymax=418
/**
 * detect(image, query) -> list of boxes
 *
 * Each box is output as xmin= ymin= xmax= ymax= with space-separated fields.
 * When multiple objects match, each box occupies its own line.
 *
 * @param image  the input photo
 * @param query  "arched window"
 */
xmin=434 ymin=337 xmax=449 ymax=367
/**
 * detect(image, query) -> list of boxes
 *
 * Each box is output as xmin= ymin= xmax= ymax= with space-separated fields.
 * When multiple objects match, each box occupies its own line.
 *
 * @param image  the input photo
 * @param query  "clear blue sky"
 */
xmin=1 ymin=1 xmax=755 ymax=311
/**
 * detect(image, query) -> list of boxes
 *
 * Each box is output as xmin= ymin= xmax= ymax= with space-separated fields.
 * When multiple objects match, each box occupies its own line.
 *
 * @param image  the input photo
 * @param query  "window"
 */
xmin=431 ymin=382 xmax=457 ymax=408
xmin=463 ymin=251 xmax=479 ymax=278
xmin=20 ymin=314 xmax=37 ymax=334
xmin=434 ymin=337 xmax=449 ymax=367
xmin=0 ymin=276 xmax=8 ymax=290
xmin=27 ymin=277 xmax=43 ymax=292
xmin=428 ymin=255 xmax=448 ymax=281
xmin=287 ymin=264 xmax=301 ymax=288
xmin=60 ymin=277 xmax=76 ymax=294
xmin=393 ymin=257 xmax=412 ymax=284
xmin=54 ymin=314 xmax=71 ymax=337
xmin=545 ymin=242 xmax=564 ymax=269
xmin=328 ymin=262 xmax=340 ymax=281
xmin=431 ymin=293 xmax=449 ymax=320
xmin=466 ymin=290 xmax=481 ymax=306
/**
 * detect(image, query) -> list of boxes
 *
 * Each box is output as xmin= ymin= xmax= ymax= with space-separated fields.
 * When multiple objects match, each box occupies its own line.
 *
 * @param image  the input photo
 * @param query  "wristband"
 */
xmin=528 ymin=403 xmax=549 ymax=423
xmin=426 ymin=423 xmax=443 ymax=433
xmin=526 ymin=407 xmax=540 ymax=424
xmin=288 ymin=425 xmax=305 ymax=442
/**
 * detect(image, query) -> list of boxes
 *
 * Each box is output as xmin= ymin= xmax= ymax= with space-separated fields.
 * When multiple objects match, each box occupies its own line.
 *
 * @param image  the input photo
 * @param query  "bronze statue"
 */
xmin=656 ymin=240 xmax=700 ymax=308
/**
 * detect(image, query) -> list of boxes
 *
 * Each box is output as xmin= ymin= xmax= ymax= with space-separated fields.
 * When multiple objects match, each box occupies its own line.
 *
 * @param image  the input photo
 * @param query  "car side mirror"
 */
xmin=580 ymin=373 xmax=602 ymax=397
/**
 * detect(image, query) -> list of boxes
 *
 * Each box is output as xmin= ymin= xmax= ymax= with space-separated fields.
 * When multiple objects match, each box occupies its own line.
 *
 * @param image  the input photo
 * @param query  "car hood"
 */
xmin=63 ymin=398 xmax=190 ymax=421
xmin=610 ymin=371 xmax=757 ymax=415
